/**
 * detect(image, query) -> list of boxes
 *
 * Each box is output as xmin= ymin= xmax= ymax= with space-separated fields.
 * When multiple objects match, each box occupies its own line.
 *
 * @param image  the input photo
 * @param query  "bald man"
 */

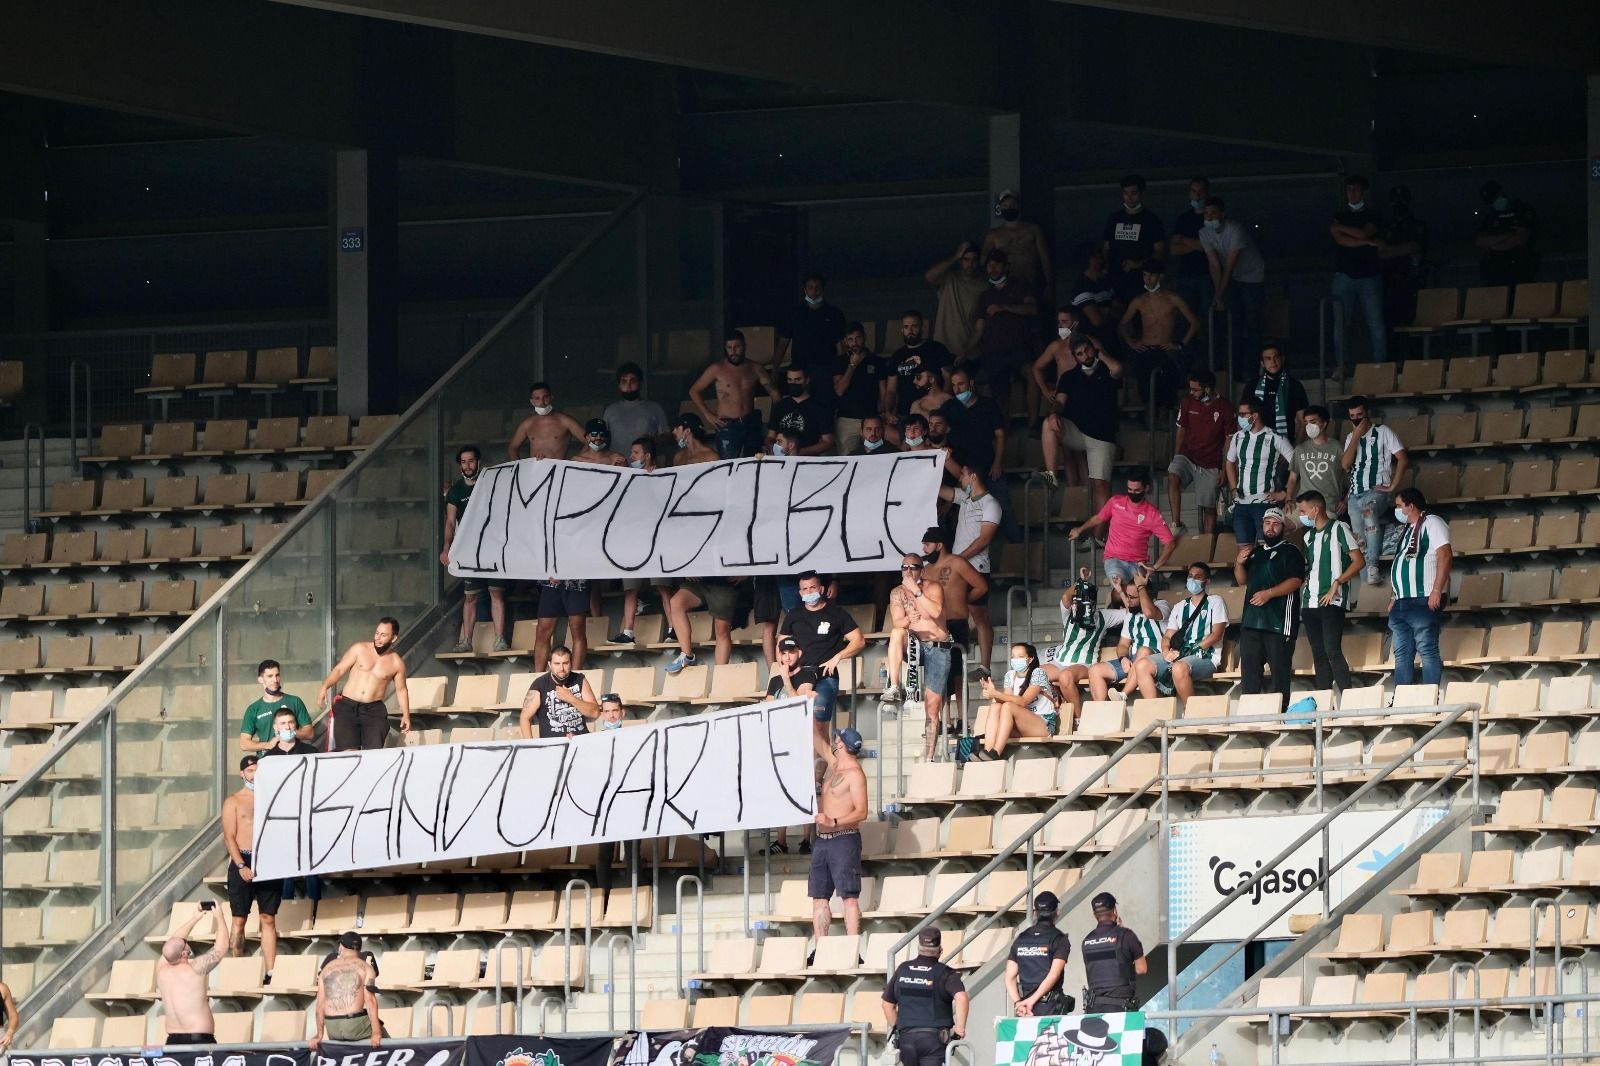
xmin=156 ymin=903 xmax=227 ymax=1043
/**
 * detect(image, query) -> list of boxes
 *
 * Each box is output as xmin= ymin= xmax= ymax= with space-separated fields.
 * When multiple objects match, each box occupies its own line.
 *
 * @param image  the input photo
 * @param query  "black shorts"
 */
xmin=165 ymin=1034 xmax=217 ymax=1046
xmin=538 ymin=584 xmax=590 ymax=619
xmin=752 ymin=577 xmax=782 ymax=625
xmin=227 ymin=851 xmax=283 ymax=918
xmin=807 ymin=830 xmax=862 ymax=900
xmin=332 ymin=696 xmax=389 ymax=750
xmin=947 ymin=619 xmax=971 ymax=647
xmin=970 ymin=587 xmax=990 ymax=608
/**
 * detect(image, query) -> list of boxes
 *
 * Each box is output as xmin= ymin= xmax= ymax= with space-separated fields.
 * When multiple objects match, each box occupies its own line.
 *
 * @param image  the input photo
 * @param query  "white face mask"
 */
xmin=1144 ymin=283 xmax=1161 ymax=294
xmin=244 ymin=779 xmax=255 ymax=791
xmin=1305 ymin=422 xmax=1323 ymax=439
xmin=533 ymin=404 xmax=554 ymax=416
xmin=905 ymin=435 xmax=924 ymax=448
xmin=1348 ymin=200 xmax=1366 ymax=212
xmin=587 ymin=441 xmax=604 ymax=452
xmin=1057 ymin=326 xmax=1072 ymax=339
xmin=862 ymin=438 xmax=884 ymax=451
xmin=629 ymin=458 xmax=644 ymax=469
xmin=276 ymin=727 xmax=295 ymax=743
xmin=600 ymin=717 xmax=623 ymax=731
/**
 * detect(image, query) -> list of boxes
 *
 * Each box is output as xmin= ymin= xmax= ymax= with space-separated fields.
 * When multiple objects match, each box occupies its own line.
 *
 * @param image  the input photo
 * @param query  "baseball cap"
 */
xmin=1034 ymin=891 xmax=1059 ymax=916
xmin=239 ymin=755 xmax=259 ymax=771
xmin=584 ymin=418 xmax=609 ymax=436
xmin=1092 ymin=891 xmax=1118 ymax=911
xmin=921 ymin=526 xmax=947 ymax=545
xmin=339 ymin=931 xmax=363 ymax=950
xmin=917 ymin=927 xmax=943 ymax=949
xmin=836 ymin=728 xmax=865 ymax=756
xmin=673 ymin=412 xmax=704 ymax=433
xmin=1262 ymin=507 xmax=1286 ymax=524
xmin=778 ymin=637 xmax=800 ymax=653
xmin=996 ymin=188 xmax=1019 ymax=203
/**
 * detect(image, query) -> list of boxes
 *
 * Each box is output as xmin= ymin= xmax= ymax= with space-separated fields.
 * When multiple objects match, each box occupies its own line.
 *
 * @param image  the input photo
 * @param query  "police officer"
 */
xmin=882 ymin=927 xmax=969 ymax=1066
xmin=1081 ymin=891 xmax=1147 ymax=1013
xmin=1005 ymin=890 xmax=1074 ymax=1016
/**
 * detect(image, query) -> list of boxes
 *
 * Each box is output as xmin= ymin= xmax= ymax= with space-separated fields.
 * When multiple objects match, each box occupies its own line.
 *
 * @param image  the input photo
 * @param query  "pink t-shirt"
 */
xmin=1096 ymin=495 xmax=1174 ymax=563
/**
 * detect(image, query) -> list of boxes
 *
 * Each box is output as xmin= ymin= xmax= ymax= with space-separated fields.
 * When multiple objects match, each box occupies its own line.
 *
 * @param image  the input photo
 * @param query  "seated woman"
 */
xmin=975 ymin=642 xmax=1059 ymax=760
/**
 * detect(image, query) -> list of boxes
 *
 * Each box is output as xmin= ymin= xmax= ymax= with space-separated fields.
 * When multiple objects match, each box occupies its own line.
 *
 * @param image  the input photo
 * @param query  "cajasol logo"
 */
xmin=1209 ymin=853 xmax=1326 ymax=905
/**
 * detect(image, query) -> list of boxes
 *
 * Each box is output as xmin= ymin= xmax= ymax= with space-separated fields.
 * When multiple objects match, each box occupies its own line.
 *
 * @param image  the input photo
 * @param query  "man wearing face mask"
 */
xmin=1243 ymin=343 xmax=1308 ymax=442
xmin=1378 ymin=185 xmax=1429 ymax=331
xmin=1031 ymin=308 xmax=1082 ymax=413
xmin=1340 ymin=395 xmax=1409 ymax=585
xmin=926 ymin=240 xmax=989 ymax=354
xmin=222 ymin=756 xmax=282 ymax=975
xmin=1066 ymin=469 xmax=1178 ymax=590
xmin=779 ymin=571 xmax=866 ymax=761
xmin=689 ymin=331 xmax=776 ymax=460
xmin=900 ymin=413 xmax=933 ymax=452
xmin=508 ymin=382 xmax=586 ymax=461
xmin=849 ymin=414 xmax=899 ymax=456
xmin=1329 ymin=175 xmax=1387 ymax=366
xmin=982 ymin=189 xmax=1053 ymax=294
xmin=886 ymin=310 xmax=954 ymax=432
xmin=965 ymin=249 xmax=1038 ymax=404
xmin=1127 ymin=563 xmax=1229 ymax=700
xmin=1042 ymin=334 xmax=1122 ymax=510
xmin=257 ymin=708 xmax=322 ymax=909
xmin=1166 ymin=176 xmax=1212 ymax=314
xmin=775 ymin=272 xmax=848 ymax=376
xmin=1473 ymin=180 xmax=1538 ymax=286
xmin=239 ymin=658 xmax=313 ymax=752
xmin=602 ymin=362 xmax=668 ymax=454
xmin=886 ymin=554 xmax=956 ymax=759
xmin=1233 ymin=509 xmax=1305 ymax=702
xmin=1103 ymin=174 xmax=1168 ymax=303
xmin=1286 ymin=406 xmax=1347 ymax=521
xmin=1168 ymin=369 xmax=1234 ymax=535
xmin=946 ymin=367 xmax=1007 ymax=496
xmin=1199 ymin=197 xmax=1266 ymax=380
xmin=1069 ymin=243 xmax=1122 ymax=349
xmin=572 ymin=418 xmax=627 ymax=467
xmin=671 ymin=412 xmax=720 ymax=466
xmin=1117 ymin=259 xmax=1198 ymax=404
xmin=768 ymin=365 xmax=837 ymax=456
xmin=1294 ymin=490 xmax=1364 ymax=692
xmin=1387 ymin=488 xmax=1452 ymax=686
xmin=832 ymin=321 xmax=891 ymax=453
xmin=1225 ymin=396 xmax=1294 ymax=549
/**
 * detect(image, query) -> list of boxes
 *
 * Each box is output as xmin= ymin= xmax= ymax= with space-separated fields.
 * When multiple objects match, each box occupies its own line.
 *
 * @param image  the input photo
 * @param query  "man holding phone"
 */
xmin=222 ymin=755 xmax=281 ymax=976
xmin=157 ymin=903 xmax=227 ymax=1044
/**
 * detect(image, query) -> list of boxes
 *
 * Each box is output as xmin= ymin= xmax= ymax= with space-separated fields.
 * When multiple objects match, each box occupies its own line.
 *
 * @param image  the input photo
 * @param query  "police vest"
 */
xmin=1011 ymin=922 xmax=1068 ymax=993
xmin=891 ymin=959 xmax=955 ymax=1029
xmin=1081 ymin=922 xmax=1134 ymax=992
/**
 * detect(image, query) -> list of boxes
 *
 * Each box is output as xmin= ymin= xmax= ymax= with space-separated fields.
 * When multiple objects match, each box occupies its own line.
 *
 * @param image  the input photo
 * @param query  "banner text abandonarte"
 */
xmin=447 ymin=452 xmax=945 ymax=580
xmin=250 ymin=698 xmax=815 ymax=878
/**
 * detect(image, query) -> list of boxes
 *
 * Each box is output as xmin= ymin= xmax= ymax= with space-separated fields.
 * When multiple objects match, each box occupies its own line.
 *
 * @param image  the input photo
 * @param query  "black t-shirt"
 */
xmin=849 ymin=439 xmax=900 ymax=456
xmin=1477 ymin=199 xmax=1539 ymax=280
xmin=1056 ymin=360 xmax=1121 ymax=444
xmin=529 ymin=671 xmax=589 ymax=737
xmin=779 ymin=302 xmax=848 ymax=373
xmin=1331 ymin=205 xmax=1382 ymax=278
xmin=1103 ymin=209 xmax=1166 ymax=274
xmin=889 ymin=341 xmax=954 ymax=415
xmin=766 ymin=665 xmax=821 ymax=698
xmin=948 ymin=396 xmax=1005 ymax=473
xmin=1171 ymin=207 xmax=1206 ymax=275
xmin=779 ymin=603 xmax=860 ymax=669
xmin=769 ymin=394 xmax=835 ymax=449
xmin=832 ymin=351 xmax=894 ymax=419
xmin=258 ymin=740 xmax=318 ymax=758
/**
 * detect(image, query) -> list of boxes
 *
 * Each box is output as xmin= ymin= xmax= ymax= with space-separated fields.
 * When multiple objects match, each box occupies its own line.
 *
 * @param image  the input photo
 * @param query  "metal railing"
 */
xmin=20 ymin=421 xmax=45 ymax=528
xmin=67 ymin=359 xmax=91 ymax=474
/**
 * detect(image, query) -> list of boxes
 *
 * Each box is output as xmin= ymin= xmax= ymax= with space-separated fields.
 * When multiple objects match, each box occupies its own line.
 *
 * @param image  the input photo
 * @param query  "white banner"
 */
xmin=250 ymin=697 xmax=817 ymax=878
xmin=446 ymin=452 xmax=945 ymax=581
xmin=1168 ymin=806 xmax=1446 ymax=941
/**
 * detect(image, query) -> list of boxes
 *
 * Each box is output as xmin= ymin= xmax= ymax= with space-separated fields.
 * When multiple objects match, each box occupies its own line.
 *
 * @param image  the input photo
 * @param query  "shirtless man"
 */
xmin=1031 ymin=307 xmax=1082 ymax=409
xmin=156 ymin=904 xmax=227 ymax=1044
xmin=688 ymin=330 xmax=775 ymax=459
xmin=507 ymin=382 xmax=586 ymax=461
xmin=317 ymin=617 xmax=411 ymax=750
xmin=671 ymin=413 xmax=720 ymax=466
xmin=310 ymin=931 xmax=382 ymax=1049
xmin=883 ymin=554 xmax=957 ymax=758
xmin=908 ymin=366 xmax=957 ymax=423
xmin=570 ymin=418 xmax=627 ymax=467
xmin=1117 ymin=260 xmax=1199 ymax=402
xmin=222 ymin=755 xmax=280 ymax=972
xmin=809 ymin=728 xmax=869 ymax=938
xmin=0 ymin=976 xmax=17 ymax=1051
xmin=913 ymin=526 xmax=989 ymax=715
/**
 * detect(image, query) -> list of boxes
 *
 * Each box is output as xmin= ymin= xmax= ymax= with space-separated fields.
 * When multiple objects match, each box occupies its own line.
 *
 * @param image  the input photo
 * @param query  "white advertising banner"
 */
xmin=1168 ymin=806 xmax=1447 ymax=941
xmin=445 ymin=452 xmax=945 ymax=581
xmin=251 ymin=697 xmax=816 ymax=878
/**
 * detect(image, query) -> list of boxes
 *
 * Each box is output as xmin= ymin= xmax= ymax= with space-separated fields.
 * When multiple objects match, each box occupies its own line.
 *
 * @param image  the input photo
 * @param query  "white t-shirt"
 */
xmin=1003 ymin=666 xmax=1057 ymax=719
xmin=955 ymin=491 xmax=1003 ymax=573
xmin=1163 ymin=593 xmax=1229 ymax=666
xmin=1390 ymin=514 xmax=1452 ymax=599
xmin=1341 ymin=424 xmax=1405 ymax=496
xmin=1198 ymin=218 xmax=1265 ymax=284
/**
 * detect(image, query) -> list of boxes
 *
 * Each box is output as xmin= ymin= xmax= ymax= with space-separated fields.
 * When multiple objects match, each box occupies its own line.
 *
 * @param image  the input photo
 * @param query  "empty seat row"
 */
xmin=1347 ymin=348 xmax=1597 ymax=398
xmin=1 ymin=523 xmax=281 ymax=571
xmin=38 ymin=469 xmax=341 ymax=518
xmin=1384 ymin=404 xmax=1600 ymax=450
xmin=0 ymin=578 xmax=207 ymax=622
xmin=1397 ymin=846 xmax=1600 ymax=900
xmin=86 ymin=414 xmax=394 ymax=462
xmin=1412 ymin=456 xmax=1600 ymax=503
xmin=1396 ymin=281 xmax=1589 ymax=355
xmin=0 ymin=634 xmax=146 ymax=677
xmin=135 ymin=347 xmax=340 ymax=417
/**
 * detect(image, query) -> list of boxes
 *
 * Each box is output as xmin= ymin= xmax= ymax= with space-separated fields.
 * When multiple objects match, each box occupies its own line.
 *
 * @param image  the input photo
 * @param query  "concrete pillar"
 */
xmin=1589 ymin=76 xmax=1600 ymax=342
xmin=0 ymin=98 xmax=49 ymax=332
xmin=331 ymin=147 xmax=399 ymax=416
xmin=988 ymin=109 xmax=1057 ymax=305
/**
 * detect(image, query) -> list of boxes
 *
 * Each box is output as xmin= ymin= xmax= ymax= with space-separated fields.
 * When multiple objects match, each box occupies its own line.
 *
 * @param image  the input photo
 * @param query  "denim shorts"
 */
xmin=917 ymin=640 xmax=954 ymax=697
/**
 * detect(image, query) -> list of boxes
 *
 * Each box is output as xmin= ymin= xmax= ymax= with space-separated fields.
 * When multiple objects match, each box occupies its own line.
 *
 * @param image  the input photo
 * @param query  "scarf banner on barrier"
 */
xmin=316 ymin=1044 xmax=464 ymax=1066
xmin=251 ymin=697 xmax=816 ymax=878
xmin=611 ymin=1027 xmax=853 ymax=1066
xmin=463 ymin=1035 xmax=613 ymax=1066
xmin=12 ymin=1052 xmax=310 ymax=1066
xmin=994 ymin=1013 xmax=1146 ymax=1066
xmin=446 ymin=452 xmax=945 ymax=580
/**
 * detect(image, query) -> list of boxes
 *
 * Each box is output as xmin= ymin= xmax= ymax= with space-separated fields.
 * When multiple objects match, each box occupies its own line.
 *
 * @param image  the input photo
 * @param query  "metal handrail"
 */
xmin=21 ymin=422 xmax=45 ymax=529
xmin=0 ymin=188 xmax=649 ymax=817
xmin=606 ymin=934 xmax=636 ymax=1031
xmin=425 ymin=1000 xmax=454 ymax=1037
xmin=674 ymin=874 xmax=704 ymax=991
xmin=562 ymin=878 xmax=594 ymax=1004
xmin=491 ymin=935 xmax=525 ymax=1031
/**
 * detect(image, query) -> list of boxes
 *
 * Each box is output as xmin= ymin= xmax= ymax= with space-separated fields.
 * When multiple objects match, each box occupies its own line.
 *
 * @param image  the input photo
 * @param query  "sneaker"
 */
xmin=609 ymin=631 xmax=636 ymax=645
xmin=491 ymin=637 xmax=510 ymax=653
xmin=764 ymin=841 xmax=787 ymax=855
xmin=1363 ymin=566 xmax=1382 ymax=586
xmin=450 ymin=638 xmax=471 ymax=653
xmin=880 ymin=683 xmax=904 ymax=705
xmin=1039 ymin=469 xmax=1059 ymax=489
xmin=262 ymin=971 xmax=273 ymax=987
xmin=798 ymin=838 xmax=812 ymax=854
xmin=665 ymin=652 xmax=697 ymax=674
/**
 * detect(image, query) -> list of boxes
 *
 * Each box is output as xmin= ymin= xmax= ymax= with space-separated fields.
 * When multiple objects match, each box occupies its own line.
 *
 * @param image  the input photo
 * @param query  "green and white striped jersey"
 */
xmin=1163 ymin=593 xmax=1229 ymax=665
xmin=1050 ymin=603 xmax=1130 ymax=666
xmin=1124 ymin=599 xmax=1170 ymax=654
xmin=1300 ymin=519 xmax=1359 ymax=609
xmin=1389 ymin=514 xmax=1452 ymax=599
xmin=1226 ymin=427 xmax=1293 ymax=503
xmin=1342 ymin=424 xmax=1404 ymax=495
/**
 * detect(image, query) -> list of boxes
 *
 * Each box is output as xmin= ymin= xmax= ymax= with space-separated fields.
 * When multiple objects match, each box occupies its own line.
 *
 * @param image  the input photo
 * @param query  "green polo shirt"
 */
xmin=240 ymin=694 xmax=312 ymax=742
xmin=1241 ymin=541 xmax=1305 ymax=636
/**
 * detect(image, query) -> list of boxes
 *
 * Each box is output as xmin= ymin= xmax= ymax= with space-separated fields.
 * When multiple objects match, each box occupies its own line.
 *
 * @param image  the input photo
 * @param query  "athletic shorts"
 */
xmin=537 ymin=583 xmax=589 ymax=618
xmin=947 ymin=619 xmax=971 ymax=647
xmin=1167 ymin=454 xmax=1222 ymax=506
xmin=331 ymin=696 xmax=389 ymax=750
xmin=752 ymin=577 xmax=782 ymax=625
xmin=807 ymin=830 xmax=862 ymax=900
xmin=461 ymin=577 xmax=506 ymax=594
xmin=970 ymin=587 xmax=990 ymax=608
xmin=684 ymin=579 xmax=738 ymax=623
xmin=1054 ymin=419 xmax=1116 ymax=482
xmin=227 ymin=851 xmax=283 ymax=918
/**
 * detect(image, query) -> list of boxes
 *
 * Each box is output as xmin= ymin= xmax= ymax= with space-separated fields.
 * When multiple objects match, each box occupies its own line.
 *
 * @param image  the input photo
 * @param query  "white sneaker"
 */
xmin=880 ymin=684 xmax=904 ymax=705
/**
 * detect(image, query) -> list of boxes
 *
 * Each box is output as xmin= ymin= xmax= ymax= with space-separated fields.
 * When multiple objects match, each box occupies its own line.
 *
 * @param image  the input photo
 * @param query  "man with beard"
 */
xmin=924 ymin=240 xmax=988 ymax=353
xmin=317 ymin=617 xmax=410 ymax=750
xmin=601 ymin=362 xmax=668 ymax=453
xmin=441 ymin=444 xmax=507 ymax=652
xmin=767 ymin=365 xmax=837 ymax=455
xmin=849 ymin=414 xmax=899 ymax=456
xmin=831 ymin=321 xmax=892 ymax=453
xmin=571 ymin=418 xmax=627 ymax=467
xmin=774 ymin=272 xmax=848 ymax=377
xmin=519 ymin=644 xmax=601 ymax=738
xmin=1233 ymin=508 xmax=1305 ymax=702
xmin=688 ymin=330 xmax=776 ymax=459
xmin=671 ymin=412 xmax=720 ymax=466
xmin=508 ymin=382 xmax=585 ymax=461
xmin=885 ymin=310 xmax=954 ymax=434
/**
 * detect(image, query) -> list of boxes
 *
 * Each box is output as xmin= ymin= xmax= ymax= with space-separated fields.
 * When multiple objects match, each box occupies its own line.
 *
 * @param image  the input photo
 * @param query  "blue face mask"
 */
xmin=1493 ymin=196 xmax=1509 ymax=213
xmin=600 ymin=717 xmax=623 ymax=731
xmin=1237 ymin=415 xmax=1252 ymax=431
xmin=800 ymin=591 xmax=822 ymax=606
xmin=905 ymin=435 xmax=924 ymax=448
xmin=629 ymin=459 xmax=644 ymax=469
xmin=862 ymin=438 xmax=883 ymax=451
xmin=1009 ymin=657 xmax=1028 ymax=672
xmin=1190 ymin=198 xmax=1204 ymax=211
xmin=1204 ymin=218 xmax=1222 ymax=232
xmin=1299 ymin=515 xmax=1315 ymax=528
xmin=1348 ymin=199 xmax=1366 ymax=212
xmin=772 ymin=443 xmax=787 ymax=457
xmin=804 ymin=294 xmax=823 ymax=307
xmin=955 ymin=390 xmax=973 ymax=404
xmin=1394 ymin=506 xmax=1409 ymax=524
xmin=1186 ymin=578 xmax=1205 ymax=596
